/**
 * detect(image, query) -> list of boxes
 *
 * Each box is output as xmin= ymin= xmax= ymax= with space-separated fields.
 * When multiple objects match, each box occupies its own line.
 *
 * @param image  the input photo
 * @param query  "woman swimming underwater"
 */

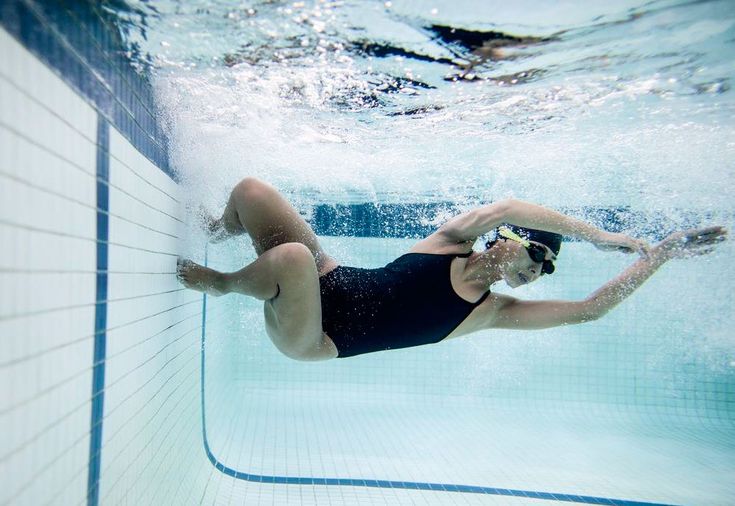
xmin=177 ymin=177 xmax=727 ymax=361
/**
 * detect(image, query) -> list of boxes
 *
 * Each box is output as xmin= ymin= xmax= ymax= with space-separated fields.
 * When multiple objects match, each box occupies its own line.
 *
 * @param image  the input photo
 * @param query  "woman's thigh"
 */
xmin=225 ymin=177 xmax=338 ymax=275
xmin=261 ymin=243 xmax=338 ymax=361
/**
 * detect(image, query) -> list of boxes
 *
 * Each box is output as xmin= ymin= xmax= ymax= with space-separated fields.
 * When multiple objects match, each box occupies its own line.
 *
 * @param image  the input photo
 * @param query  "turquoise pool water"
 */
xmin=196 ymin=234 xmax=735 ymax=504
xmin=115 ymin=0 xmax=735 ymax=503
xmin=1 ymin=0 xmax=730 ymax=504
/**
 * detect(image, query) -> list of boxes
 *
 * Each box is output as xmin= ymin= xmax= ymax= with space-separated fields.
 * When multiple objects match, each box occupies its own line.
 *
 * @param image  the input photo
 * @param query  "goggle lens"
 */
xmin=497 ymin=227 xmax=556 ymax=276
xmin=526 ymin=244 xmax=555 ymax=275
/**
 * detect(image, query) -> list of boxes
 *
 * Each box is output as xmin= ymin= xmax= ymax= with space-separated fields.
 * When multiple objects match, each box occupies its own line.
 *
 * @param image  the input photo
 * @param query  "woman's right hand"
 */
xmin=593 ymin=231 xmax=650 ymax=256
xmin=655 ymin=226 xmax=728 ymax=260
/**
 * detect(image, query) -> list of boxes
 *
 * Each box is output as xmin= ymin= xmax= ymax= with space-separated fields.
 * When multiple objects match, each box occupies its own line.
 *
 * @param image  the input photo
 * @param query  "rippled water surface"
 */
xmin=107 ymin=0 xmax=734 ymax=218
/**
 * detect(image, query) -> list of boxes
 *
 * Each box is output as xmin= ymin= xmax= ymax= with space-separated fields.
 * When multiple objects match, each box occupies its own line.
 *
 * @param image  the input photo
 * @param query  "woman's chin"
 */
xmin=505 ymin=272 xmax=530 ymax=288
xmin=505 ymin=277 xmax=520 ymax=288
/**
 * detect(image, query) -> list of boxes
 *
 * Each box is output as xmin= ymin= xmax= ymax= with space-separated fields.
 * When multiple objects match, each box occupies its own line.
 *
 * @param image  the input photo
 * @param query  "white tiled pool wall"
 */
xmin=0 ymin=2 xmax=208 ymax=504
xmin=2 ymin=1 xmax=734 ymax=506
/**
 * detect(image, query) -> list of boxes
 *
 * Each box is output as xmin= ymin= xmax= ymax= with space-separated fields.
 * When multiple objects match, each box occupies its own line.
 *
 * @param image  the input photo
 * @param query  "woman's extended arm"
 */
xmin=490 ymin=226 xmax=727 ymax=330
xmin=439 ymin=199 xmax=648 ymax=254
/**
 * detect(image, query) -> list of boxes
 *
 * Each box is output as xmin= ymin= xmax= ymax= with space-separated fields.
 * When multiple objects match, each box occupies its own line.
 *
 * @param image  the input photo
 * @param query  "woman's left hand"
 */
xmin=655 ymin=226 xmax=728 ymax=260
xmin=593 ymin=231 xmax=650 ymax=256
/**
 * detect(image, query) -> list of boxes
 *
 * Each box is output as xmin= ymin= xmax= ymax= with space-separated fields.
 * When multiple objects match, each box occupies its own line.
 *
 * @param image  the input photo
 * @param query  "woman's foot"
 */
xmin=176 ymin=258 xmax=227 ymax=296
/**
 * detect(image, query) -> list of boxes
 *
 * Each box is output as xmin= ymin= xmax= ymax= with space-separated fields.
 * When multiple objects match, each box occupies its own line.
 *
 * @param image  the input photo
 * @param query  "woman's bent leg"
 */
xmin=211 ymin=177 xmax=338 ymax=275
xmin=177 ymin=242 xmax=337 ymax=361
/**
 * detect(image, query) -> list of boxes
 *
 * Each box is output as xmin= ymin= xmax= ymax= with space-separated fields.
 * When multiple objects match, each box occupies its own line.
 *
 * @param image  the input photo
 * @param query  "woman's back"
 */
xmin=319 ymin=252 xmax=489 ymax=358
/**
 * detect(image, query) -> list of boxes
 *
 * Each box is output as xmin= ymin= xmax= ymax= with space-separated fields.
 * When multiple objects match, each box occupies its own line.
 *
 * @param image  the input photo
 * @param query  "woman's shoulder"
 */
xmin=408 ymin=234 xmax=476 ymax=255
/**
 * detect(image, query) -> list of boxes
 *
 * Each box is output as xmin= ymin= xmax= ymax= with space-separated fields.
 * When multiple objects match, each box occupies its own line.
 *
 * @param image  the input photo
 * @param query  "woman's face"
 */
xmin=502 ymin=241 xmax=552 ymax=288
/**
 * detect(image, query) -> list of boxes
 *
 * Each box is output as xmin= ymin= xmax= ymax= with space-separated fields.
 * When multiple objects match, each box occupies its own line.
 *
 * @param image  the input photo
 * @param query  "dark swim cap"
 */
xmin=501 ymin=224 xmax=563 ymax=256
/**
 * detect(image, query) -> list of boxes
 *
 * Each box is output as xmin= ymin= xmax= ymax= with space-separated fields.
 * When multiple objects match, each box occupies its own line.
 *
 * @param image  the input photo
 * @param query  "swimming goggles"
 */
xmin=498 ymin=227 xmax=556 ymax=275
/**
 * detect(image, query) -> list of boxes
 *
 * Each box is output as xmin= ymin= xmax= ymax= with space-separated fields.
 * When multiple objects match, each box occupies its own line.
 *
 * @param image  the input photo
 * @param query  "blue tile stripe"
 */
xmin=0 ymin=0 xmax=172 ymax=178
xmin=309 ymin=202 xmax=716 ymax=241
xmin=199 ymin=246 xmax=681 ymax=506
xmin=87 ymin=116 xmax=109 ymax=506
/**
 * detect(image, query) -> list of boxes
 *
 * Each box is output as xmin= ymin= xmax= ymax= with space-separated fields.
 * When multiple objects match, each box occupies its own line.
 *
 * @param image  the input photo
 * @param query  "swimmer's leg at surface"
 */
xmin=177 ymin=242 xmax=338 ymax=361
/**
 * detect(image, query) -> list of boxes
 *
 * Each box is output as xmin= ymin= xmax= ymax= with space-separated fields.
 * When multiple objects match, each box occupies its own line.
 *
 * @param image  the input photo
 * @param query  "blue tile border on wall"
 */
xmin=0 ymin=0 xmax=173 ymax=179
xmin=309 ymin=202 xmax=717 ymax=241
xmin=87 ymin=115 xmax=109 ymax=506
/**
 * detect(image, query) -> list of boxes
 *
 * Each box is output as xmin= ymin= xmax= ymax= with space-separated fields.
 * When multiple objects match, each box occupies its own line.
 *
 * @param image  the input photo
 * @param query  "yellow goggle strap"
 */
xmin=498 ymin=226 xmax=531 ymax=248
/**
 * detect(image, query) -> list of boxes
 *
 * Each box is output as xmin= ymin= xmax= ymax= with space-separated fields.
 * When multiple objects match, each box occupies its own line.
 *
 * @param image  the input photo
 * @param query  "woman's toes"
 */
xmin=176 ymin=258 xmax=189 ymax=276
xmin=176 ymin=258 xmax=198 ymax=285
xmin=174 ymin=259 xmax=224 ymax=296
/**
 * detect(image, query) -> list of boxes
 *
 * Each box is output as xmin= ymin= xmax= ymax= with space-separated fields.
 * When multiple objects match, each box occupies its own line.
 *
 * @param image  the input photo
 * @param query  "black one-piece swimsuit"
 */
xmin=318 ymin=252 xmax=490 ymax=358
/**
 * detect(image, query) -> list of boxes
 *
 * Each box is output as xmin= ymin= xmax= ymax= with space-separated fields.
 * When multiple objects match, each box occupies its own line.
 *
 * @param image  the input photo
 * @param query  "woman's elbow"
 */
xmin=477 ymin=199 xmax=514 ymax=229
xmin=494 ymin=198 xmax=516 ymax=219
